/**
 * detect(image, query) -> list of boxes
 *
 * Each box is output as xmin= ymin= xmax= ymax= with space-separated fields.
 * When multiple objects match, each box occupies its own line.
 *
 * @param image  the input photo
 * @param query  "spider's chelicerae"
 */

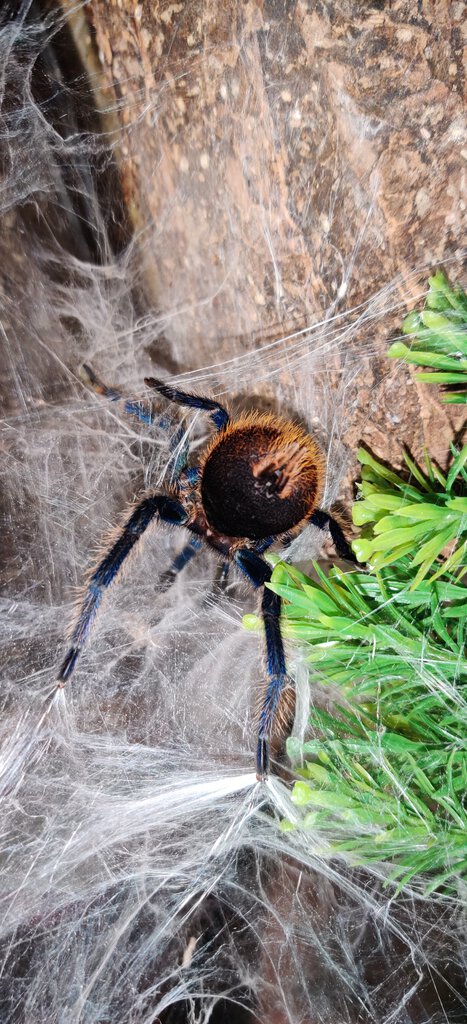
xmin=58 ymin=368 xmax=356 ymax=780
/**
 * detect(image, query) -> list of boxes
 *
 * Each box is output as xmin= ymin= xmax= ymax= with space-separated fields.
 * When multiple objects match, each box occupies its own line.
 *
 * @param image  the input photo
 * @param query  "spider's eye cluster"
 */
xmin=201 ymin=418 xmax=323 ymax=540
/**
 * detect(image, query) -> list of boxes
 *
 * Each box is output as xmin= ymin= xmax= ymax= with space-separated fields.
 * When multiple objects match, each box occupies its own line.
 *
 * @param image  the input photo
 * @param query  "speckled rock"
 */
xmin=65 ymin=0 xmax=466 ymax=468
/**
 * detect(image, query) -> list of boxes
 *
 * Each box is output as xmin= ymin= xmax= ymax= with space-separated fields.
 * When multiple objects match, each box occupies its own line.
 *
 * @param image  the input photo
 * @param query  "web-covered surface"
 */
xmin=0 ymin=3 xmax=466 ymax=1022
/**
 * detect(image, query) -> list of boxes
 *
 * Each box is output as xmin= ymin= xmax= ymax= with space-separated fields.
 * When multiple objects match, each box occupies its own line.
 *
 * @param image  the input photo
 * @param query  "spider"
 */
xmin=57 ymin=367 xmax=356 ymax=780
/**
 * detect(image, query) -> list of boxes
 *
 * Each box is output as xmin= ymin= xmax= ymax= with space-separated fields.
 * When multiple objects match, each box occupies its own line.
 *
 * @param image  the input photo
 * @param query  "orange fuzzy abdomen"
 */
xmin=200 ymin=416 xmax=324 ymax=540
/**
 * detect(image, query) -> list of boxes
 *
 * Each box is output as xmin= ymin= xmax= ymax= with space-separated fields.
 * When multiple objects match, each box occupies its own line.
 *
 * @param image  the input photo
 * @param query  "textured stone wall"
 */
xmin=64 ymin=0 xmax=466 ymax=466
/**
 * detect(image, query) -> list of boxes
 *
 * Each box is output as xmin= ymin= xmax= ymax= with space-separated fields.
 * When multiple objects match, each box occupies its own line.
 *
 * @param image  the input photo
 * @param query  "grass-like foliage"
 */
xmin=243 ymin=270 xmax=467 ymax=891
xmin=352 ymin=445 xmax=467 ymax=588
xmin=387 ymin=270 xmax=467 ymax=403
xmin=244 ymin=445 xmax=466 ymax=893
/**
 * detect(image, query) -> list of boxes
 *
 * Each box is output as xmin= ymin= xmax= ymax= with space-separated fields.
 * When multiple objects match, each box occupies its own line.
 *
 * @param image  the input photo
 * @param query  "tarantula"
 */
xmin=58 ymin=368 xmax=356 ymax=779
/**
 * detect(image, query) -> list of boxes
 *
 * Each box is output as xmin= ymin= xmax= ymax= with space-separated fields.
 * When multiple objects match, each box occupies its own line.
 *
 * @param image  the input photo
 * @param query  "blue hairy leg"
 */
xmin=165 ymin=537 xmax=203 ymax=580
xmin=235 ymin=548 xmax=291 ymax=780
xmin=81 ymin=364 xmax=190 ymax=481
xmin=81 ymin=363 xmax=159 ymax=427
xmin=145 ymin=377 xmax=230 ymax=432
xmin=58 ymin=494 xmax=188 ymax=684
xmin=309 ymin=509 xmax=357 ymax=563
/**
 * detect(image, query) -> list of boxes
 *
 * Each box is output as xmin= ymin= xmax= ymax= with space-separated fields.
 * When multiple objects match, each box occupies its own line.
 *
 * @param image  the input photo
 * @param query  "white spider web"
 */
xmin=0 ymin=4 xmax=466 ymax=1023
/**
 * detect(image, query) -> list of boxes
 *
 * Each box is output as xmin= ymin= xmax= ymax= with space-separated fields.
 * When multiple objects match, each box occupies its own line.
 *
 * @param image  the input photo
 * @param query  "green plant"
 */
xmin=387 ymin=270 xmax=467 ymax=403
xmin=351 ymin=445 xmax=467 ymax=588
xmin=244 ymin=448 xmax=467 ymax=893
xmin=243 ymin=271 xmax=467 ymax=892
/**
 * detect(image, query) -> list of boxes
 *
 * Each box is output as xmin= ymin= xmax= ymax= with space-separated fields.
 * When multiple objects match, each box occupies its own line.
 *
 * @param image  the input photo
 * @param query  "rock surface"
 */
xmin=67 ymin=0 xmax=467 ymax=474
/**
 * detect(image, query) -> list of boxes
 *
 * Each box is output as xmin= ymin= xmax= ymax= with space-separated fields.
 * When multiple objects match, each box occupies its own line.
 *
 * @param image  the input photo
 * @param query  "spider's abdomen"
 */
xmin=200 ymin=415 xmax=324 ymax=540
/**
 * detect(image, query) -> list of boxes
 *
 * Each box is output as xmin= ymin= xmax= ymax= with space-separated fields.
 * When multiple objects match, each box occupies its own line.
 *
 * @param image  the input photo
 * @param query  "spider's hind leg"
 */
xmin=235 ymin=548 xmax=293 ymax=780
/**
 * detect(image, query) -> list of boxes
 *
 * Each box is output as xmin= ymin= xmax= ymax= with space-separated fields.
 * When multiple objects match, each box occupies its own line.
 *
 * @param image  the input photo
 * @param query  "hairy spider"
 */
xmin=58 ymin=367 xmax=356 ymax=780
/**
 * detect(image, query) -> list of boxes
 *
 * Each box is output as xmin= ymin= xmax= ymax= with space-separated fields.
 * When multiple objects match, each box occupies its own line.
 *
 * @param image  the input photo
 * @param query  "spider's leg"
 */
xmin=81 ymin=363 xmax=158 ymax=428
xmin=145 ymin=378 xmax=230 ymax=432
xmin=166 ymin=424 xmax=190 ymax=483
xmin=209 ymin=560 xmax=230 ymax=595
xmin=309 ymin=509 xmax=357 ymax=563
xmin=255 ymin=536 xmax=274 ymax=555
xmin=159 ymin=537 xmax=203 ymax=593
xmin=219 ymin=561 xmax=230 ymax=582
xmin=58 ymin=495 xmax=187 ymax=685
xmin=235 ymin=548 xmax=291 ymax=781
xmin=184 ymin=466 xmax=200 ymax=486
xmin=81 ymin=364 xmax=191 ymax=482
xmin=162 ymin=537 xmax=203 ymax=583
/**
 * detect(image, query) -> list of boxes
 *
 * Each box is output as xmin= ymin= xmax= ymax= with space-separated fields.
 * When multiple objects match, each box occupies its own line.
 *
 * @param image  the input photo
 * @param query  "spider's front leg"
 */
xmin=235 ymin=548 xmax=292 ymax=781
xmin=80 ymin=363 xmax=157 ymax=427
xmin=144 ymin=377 xmax=230 ymax=432
xmin=58 ymin=494 xmax=188 ymax=684
xmin=80 ymin=364 xmax=191 ymax=483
